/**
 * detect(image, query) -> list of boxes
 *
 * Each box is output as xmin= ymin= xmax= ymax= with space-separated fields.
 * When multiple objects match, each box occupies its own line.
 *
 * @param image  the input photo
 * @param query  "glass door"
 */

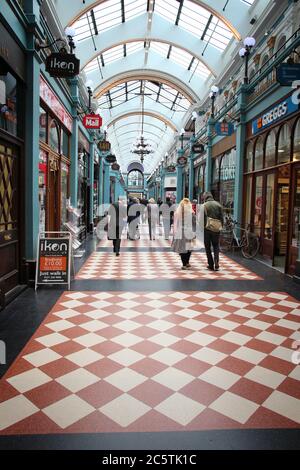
xmin=261 ymin=172 xmax=276 ymax=260
xmin=273 ymin=165 xmax=290 ymax=271
xmin=288 ymin=166 xmax=300 ymax=274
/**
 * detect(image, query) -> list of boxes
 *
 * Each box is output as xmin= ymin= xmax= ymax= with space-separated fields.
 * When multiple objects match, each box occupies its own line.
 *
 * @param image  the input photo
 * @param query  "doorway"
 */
xmin=274 ymin=167 xmax=290 ymax=271
xmin=47 ymin=156 xmax=59 ymax=231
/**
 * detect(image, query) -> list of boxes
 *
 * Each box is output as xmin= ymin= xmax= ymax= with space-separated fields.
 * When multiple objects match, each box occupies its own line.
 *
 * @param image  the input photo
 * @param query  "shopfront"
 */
xmin=0 ymin=20 xmax=25 ymax=302
xmin=244 ymin=93 xmax=300 ymax=274
xmin=78 ymin=130 xmax=90 ymax=237
xmin=39 ymin=76 xmax=72 ymax=233
xmin=211 ymin=147 xmax=236 ymax=216
xmin=93 ymin=151 xmax=100 ymax=224
xmin=194 ymin=155 xmax=206 ymax=202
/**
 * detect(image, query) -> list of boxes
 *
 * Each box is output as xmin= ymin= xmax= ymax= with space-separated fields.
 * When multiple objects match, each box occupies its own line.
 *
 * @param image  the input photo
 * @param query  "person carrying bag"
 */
xmin=203 ymin=192 xmax=224 ymax=271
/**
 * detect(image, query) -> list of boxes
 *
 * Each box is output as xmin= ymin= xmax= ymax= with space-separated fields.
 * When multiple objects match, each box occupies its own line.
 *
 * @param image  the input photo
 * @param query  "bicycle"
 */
xmin=220 ymin=218 xmax=260 ymax=259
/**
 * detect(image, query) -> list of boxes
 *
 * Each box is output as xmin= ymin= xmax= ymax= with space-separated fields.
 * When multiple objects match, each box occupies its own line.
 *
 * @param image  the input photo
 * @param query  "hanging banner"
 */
xmin=276 ymin=63 xmax=300 ymax=86
xmin=215 ymin=122 xmax=234 ymax=136
xmin=192 ymin=143 xmax=205 ymax=154
xmin=83 ymin=114 xmax=102 ymax=129
xmin=45 ymin=52 xmax=80 ymax=78
xmin=35 ymin=232 xmax=72 ymax=290
xmin=98 ymin=140 xmax=111 ymax=152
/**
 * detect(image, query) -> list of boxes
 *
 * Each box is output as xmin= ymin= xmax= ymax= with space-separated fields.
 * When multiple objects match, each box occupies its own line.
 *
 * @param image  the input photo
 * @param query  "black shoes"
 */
xmin=207 ymin=265 xmax=214 ymax=271
xmin=116 ymin=252 xmax=120 ymax=257
xmin=215 ymin=264 xmax=220 ymax=271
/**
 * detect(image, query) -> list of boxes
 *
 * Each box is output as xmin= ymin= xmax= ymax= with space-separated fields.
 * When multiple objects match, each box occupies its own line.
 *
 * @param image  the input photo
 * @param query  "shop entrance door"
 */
xmin=0 ymin=141 xmax=20 ymax=300
xmin=273 ymin=166 xmax=290 ymax=271
xmin=288 ymin=165 xmax=300 ymax=275
xmin=47 ymin=157 xmax=59 ymax=231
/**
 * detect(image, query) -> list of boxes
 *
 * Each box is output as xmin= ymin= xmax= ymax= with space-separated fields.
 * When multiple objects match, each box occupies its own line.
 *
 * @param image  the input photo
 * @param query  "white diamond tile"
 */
xmin=152 ymin=367 xmax=194 ymax=391
xmin=245 ymin=366 xmax=285 ymax=389
xmin=7 ymin=368 xmax=51 ymax=393
xmin=56 ymin=368 xmax=99 ymax=392
xmin=46 ymin=319 xmax=74 ymax=332
xmin=199 ymin=366 xmax=240 ymax=390
xmin=43 ymin=395 xmax=94 ymax=429
xmin=155 ymin=393 xmax=205 ymax=425
xmin=35 ymin=333 xmax=68 ymax=348
xmin=100 ymin=394 xmax=150 ymax=427
xmin=108 ymin=349 xmax=144 ymax=366
xmin=150 ymin=348 xmax=186 ymax=366
xmin=66 ymin=349 xmax=103 ymax=367
xmin=73 ymin=333 xmax=106 ymax=347
xmin=210 ymin=392 xmax=258 ymax=424
xmin=0 ymin=395 xmax=39 ymax=431
xmin=263 ymin=391 xmax=300 ymax=424
xmin=112 ymin=333 xmax=143 ymax=348
xmin=192 ymin=347 xmax=227 ymax=365
xmin=105 ymin=368 xmax=147 ymax=392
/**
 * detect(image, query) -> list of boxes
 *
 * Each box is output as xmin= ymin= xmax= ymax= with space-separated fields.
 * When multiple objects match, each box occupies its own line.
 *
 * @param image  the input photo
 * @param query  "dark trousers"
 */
xmin=204 ymin=229 xmax=220 ymax=268
xmin=180 ymin=251 xmax=191 ymax=266
xmin=113 ymin=238 xmax=121 ymax=254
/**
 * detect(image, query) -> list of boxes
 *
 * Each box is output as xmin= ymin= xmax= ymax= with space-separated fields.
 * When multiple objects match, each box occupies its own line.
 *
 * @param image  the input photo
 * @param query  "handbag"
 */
xmin=204 ymin=205 xmax=222 ymax=233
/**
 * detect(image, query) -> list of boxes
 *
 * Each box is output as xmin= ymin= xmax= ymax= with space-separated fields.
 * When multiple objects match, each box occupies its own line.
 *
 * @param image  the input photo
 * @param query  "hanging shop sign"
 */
xmin=111 ymin=162 xmax=120 ymax=171
xmin=167 ymin=165 xmax=176 ymax=173
xmin=45 ymin=52 xmax=80 ymax=78
xmin=97 ymin=140 xmax=111 ymax=152
xmin=106 ymin=154 xmax=117 ymax=163
xmin=83 ymin=114 xmax=102 ymax=129
xmin=215 ymin=122 xmax=234 ymax=137
xmin=192 ymin=143 xmax=205 ymax=154
xmin=177 ymin=156 xmax=188 ymax=166
xmin=276 ymin=63 xmax=300 ymax=86
xmin=252 ymin=95 xmax=298 ymax=135
xmin=35 ymin=232 xmax=72 ymax=290
xmin=156 ymin=177 xmax=161 ymax=183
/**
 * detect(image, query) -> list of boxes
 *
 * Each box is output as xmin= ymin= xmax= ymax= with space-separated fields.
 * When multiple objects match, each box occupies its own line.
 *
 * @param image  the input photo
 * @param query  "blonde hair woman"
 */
xmin=171 ymin=198 xmax=196 ymax=269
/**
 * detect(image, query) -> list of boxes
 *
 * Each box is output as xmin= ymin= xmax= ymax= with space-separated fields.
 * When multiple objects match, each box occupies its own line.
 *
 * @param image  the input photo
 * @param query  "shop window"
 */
xmin=219 ymin=149 xmax=236 ymax=215
xmin=278 ymin=124 xmax=291 ymax=164
xmin=291 ymin=169 xmax=300 ymax=250
xmin=293 ymin=119 xmax=300 ymax=161
xmin=264 ymin=173 xmax=275 ymax=239
xmin=254 ymin=175 xmax=263 ymax=236
xmin=0 ymin=71 xmax=18 ymax=137
xmin=61 ymin=129 xmax=70 ymax=157
xmin=244 ymin=175 xmax=252 ymax=227
xmin=38 ymin=150 xmax=47 ymax=232
xmin=61 ymin=162 xmax=69 ymax=229
xmin=254 ymin=136 xmax=264 ymax=171
xmin=39 ymin=107 xmax=47 ymax=142
xmin=265 ymin=131 xmax=276 ymax=168
xmin=245 ymin=141 xmax=254 ymax=172
xmin=49 ymin=120 xmax=60 ymax=153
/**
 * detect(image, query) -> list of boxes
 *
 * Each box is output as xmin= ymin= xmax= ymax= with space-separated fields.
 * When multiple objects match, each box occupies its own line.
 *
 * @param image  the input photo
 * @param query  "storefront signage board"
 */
xmin=177 ymin=156 xmax=187 ymax=166
xmin=83 ymin=114 xmax=102 ymax=129
xmin=45 ymin=53 xmax=80 ymax=78
xmin=192 ymin=143 xmax=205 ymax=154
xmin=35 ymin=232 xmax=72 ymax=290
xmin=106 ymin=154 xmax=117 ymax=163
xmin=276 ymin=63 xmax=300 ymax=86
xmin=111 ymin=162 xmax=120 ymax=171
xmin=98 ymin=140 xmax=111 ymax=152
xmin=215 ymin=122 xmax=234 ymax=137
xmin=252 ymin=95 xmax=298 ymax=135
xmin=40 ymin=77 xmax=72 ymax=132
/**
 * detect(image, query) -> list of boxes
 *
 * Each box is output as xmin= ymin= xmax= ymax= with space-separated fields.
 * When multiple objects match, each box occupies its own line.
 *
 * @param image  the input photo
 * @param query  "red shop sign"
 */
xmin=40 ymin=76 xmax=73 ymax=132
xmin=83 ymin=114 xmax=102 ymax=129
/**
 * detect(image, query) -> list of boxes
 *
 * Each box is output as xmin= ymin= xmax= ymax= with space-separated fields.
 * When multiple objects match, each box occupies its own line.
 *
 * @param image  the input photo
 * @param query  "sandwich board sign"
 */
xmin=35 ymin=232 xmax=72 ymax=290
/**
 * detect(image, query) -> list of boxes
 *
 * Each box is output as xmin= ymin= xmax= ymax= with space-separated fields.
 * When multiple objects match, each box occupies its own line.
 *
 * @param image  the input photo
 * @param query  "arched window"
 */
xmin=265 ymin=131 xmax=276 ymax=167
xmin=245 ymin=141 xmax=254 ymax=172
xmin=128 ymin=170 xmax=143 ymax=187
xmin=276 ymin=35 xmax=287 ymax=54
xmin=293 ymin=118 xmax=300 ymax=161
xmin=278 ymin=124 xmax=291 ymax=164
xmin=49 ymin=119 xmax=60 ymax=153
xmin=254 ymin=136 xmax=264 ymax=171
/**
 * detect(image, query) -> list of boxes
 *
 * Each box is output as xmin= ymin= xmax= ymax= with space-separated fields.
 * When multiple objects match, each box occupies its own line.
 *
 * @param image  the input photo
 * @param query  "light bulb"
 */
xmin=192 ymin=111 xmax=198 ymax=121
xmin=180 ymin=128 xmax=185 ymax=135
xmin=65 ymin=26 xmax=76 ymax=37
xmin=85 ymin=79 xmax=94 ymax=89
xmin=211 ymin=85 xmax=219 ymax=94
xmin=244 ymin=37 xmax=256 ymax=48
xmin=239 ymin=48 xmax=246 ymax=57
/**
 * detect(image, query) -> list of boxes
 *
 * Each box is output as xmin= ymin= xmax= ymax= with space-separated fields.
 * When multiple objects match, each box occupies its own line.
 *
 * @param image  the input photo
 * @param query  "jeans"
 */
xmin=180 ymin=251 xmax=191 ymax=266
xmin=204 ymin=229 xmax=220 ymax=268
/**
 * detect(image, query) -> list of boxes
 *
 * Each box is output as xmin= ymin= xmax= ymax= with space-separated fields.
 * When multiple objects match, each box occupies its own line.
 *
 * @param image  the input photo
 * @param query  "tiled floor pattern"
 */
xmin=1 ymin=290 xmax=300 ymax=434
xmin=76 ymin=252 xmax=261 ymax=280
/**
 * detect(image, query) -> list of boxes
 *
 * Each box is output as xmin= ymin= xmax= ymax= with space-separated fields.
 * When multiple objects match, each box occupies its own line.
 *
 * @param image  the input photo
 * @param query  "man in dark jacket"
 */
xmin=108 ymin=198 xmax=127 ymax=256
xmin=203 ymin=192 xmax=224 ymax=271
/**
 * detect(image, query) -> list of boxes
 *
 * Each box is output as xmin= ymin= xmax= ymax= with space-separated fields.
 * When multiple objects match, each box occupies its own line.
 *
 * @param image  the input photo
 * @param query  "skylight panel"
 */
xmin=150 ymin=42 xmax=169 ymax=57
xmin=154 ymin=0 xmax=179 ymax=23
xmin=125 ymin=0 xmax=146 ymax=19
xmin=102 ymin=44 xmax=124 ymax=64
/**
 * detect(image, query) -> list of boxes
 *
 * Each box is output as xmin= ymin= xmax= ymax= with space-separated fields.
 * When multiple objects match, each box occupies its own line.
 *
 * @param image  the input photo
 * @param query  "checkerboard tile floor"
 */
xmin=1 ymin=291 xmax=299 ymax=434
xmin=76 ymin=252 xmax=261 ymax=280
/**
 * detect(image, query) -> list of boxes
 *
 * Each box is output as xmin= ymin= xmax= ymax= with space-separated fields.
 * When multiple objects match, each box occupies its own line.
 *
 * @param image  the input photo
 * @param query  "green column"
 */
xmin=103 ymin=158 xmax=110 ymax=204
xmin=176 ymin=149 xmax=184 ymax=203
xmin=24 ymin=0 xmax=43 ymax=260
xmin=205 ymin=118 xmax=214 ymax=192
xmin=70 ymin=78 xmax=79 ymax=208
xmin=189 ymin=135 xmax=197 ymax=200
xmin=233 ymin=85 xmax=247 ymax=224
xmin=89 ymin=136 xmax=95 ymax=232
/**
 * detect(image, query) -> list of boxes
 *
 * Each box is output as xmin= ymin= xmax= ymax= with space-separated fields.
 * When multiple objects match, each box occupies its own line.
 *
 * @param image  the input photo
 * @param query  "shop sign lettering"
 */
xmin=83 ymin=114 xmax=102 ymax=129
xmin=45 ymin=53 xmax=80 ymax=78
xmin=252 ymin=96 xmax=298 ymax=135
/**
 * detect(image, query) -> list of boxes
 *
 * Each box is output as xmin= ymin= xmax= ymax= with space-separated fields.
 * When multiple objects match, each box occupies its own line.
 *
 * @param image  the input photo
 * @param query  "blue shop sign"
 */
xmin=276 ymin=63 xmax=300 ymax=86
xmin=252 ymin=96 xmax=298 ymax=135
xmin=215 ymin=121 xmax=234 ymax=136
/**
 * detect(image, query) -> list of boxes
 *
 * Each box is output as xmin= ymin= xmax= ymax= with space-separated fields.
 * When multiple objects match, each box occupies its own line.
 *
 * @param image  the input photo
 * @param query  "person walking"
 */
xmin=162 ymin=197 xmax=174 ymax=240
xmin=127 ymin=197 xmax=141 ymax=240
xmin=171 ymin=198 xmax=196 ymax=269
xmin=203 ymin=192 xmax=224 ymax=271
xmin=107 ymin=197 xmax=127 ymax=256
xmin=147 ymin=198 xmax=159 ymax=240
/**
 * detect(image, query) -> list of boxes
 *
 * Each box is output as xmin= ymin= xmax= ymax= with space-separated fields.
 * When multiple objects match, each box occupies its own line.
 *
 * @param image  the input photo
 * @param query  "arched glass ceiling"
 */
xmin=83 ymin=41 xmax=212 ymax=79
xmin=72 ymin=0 xmax=250 ymax=51
xmin=98 ymin=79 xmax=192 ymax=113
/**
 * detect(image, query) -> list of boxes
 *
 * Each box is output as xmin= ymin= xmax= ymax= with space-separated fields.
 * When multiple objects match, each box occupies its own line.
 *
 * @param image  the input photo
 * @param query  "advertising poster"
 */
xmin=36 ymin=236 xmax=71 ymax=287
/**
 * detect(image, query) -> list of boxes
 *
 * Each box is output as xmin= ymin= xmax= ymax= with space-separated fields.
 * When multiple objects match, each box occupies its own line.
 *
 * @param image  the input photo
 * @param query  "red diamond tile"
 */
xmin=131 ymin=340 xmax=162 ymax=355
xmin=171 ymin=340 xmax=202 ymax=355
xmin=24 ymin=380 xmax=70 ymax=408
xmin=91 ymin=340 xmax=123 ymax=356
xmin=5 ymin=357 xmax=33 ymax=379
xmin=255 ymin=313 xmax=278 ymax=324
xmin=229 ymin=378 xmax=273 ymax=404
xmin=0 ymin=381 xmax=19 ymax=403
xmin=129 ymin=379 xmax=173 ymax=407
xmin=188 ymin=408 xmax=243 ymax=430
xmin=132 ymin=314 xmax=155 ymax=325
xmin=218 ymin=356 xmax=253 ymax=375
xmin=246 ymin=338 xmax=277 ymax=354
xmin=259 ymin=356 xmax=295 ymax=375
xmin=246 ymin=407 xmax=300 ymax=428
xmin=167 ymin=325 xmax=193 ymax=338
xmin=39 ymin=357 xmax=77 ymax=379
xmin=51 ymin=340 xmax=83 ymax=356
xmin=180 ymin=378 xmax=224 ymax=406
xmin=197 ymin=313 xmax=219 ymax=324
xmin=226 ymin=314 xmax=248 ymax=324
xmin=131 ymin=326 xmax=161 ymax=339
xmin=201 ymin=325 xmax=228 ymax=338
xmin=131 ymin=357 xmax=171 ymax=377
xmin=0 ymin=411 xmax=60 ymax=435
xmin=234 ymin=325 xmax=261 ymax=337
xmin=73 ymin=305 xmax=97 ymax=314
xmin=77 ymin=381 xmax=122 ymax=408
xmin=266 ymin=325 xmax=294 ymax=337
xmin=209 ymin=339 xmax=240 ymax=354
xmin=86 ymin=358 xmax=122 ymax=378
xmin=127 ymin=409 xmax=183 ymax=433
xmin=278 ymin=377 xmax=300 ymax=400
xmin=63 ymin=326 xmax=89 ymax=339
xmin=174 ymin=357 xmax=211 ymax=376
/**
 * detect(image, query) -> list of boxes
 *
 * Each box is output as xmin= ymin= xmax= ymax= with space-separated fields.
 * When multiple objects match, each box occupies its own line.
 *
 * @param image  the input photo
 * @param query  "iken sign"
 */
xmin=83 ymin=114 xmax=102 ymax=129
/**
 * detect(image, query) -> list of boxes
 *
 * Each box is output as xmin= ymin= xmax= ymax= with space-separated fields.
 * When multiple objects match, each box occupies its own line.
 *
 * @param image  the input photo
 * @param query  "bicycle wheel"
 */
xmin=242 ymin=233 xmax=260 ymax=259
xmin=220 ymin=231 xmax=232 ymax=253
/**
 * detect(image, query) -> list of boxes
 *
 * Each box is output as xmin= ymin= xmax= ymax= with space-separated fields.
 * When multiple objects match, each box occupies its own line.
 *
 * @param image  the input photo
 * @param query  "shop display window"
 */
xmin=264 ymin=173 xmax=275 ymax=239
xmin=293 ymin=119 xmax=300 ymax=161
xmin=0 ymin=71 xmax=18 ymax=137
xmin=61 ymin=129 xmax=70 ymax=157
xmin=39 ymin=107 xmax=47 ymax=142
xmin=292 ymin=169 xmax=300 ymax=249
xmin=219 ymin=149 xmax=236 ymax=215
xmin=278 ymin=124 xmax=291 ymax=164
xmin=245 ymin=141 xmax=254 ymax=172
xmin=38 ymin=150 xmax=47 ymax=232
xmin=49 ymin=120 xmax=60 ymax=153
xmin=254 ymin=175 xmax=263 ymax=235
xmin=61 ymin=162 xmax=69 ymax=229
xmin=244 ymin=175 xmax=252 ymax=227
xmin=265 ymin=131 xmax=276 ymax=168
xmin=254 ymin=137 xmax=264 ymax=171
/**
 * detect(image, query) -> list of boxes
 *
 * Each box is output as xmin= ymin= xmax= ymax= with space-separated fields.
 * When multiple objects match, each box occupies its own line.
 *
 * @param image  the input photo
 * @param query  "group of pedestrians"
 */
xmin=104 ymin=192 xmax=223 ymax=272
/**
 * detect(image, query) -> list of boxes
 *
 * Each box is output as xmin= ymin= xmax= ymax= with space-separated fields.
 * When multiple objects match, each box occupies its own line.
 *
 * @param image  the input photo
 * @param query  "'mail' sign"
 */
xmin=45 ymin=52 xmax=80 ymax=78
xmin=83 ymin=114 xmax=102 ymax=129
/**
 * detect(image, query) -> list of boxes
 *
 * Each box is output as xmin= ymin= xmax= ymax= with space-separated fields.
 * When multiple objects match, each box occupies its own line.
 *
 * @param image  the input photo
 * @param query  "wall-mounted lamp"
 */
xmin=239 ymin=37 xmax=256 ymax=84
xmin=209 ymin=85 xmax=219 ymax=118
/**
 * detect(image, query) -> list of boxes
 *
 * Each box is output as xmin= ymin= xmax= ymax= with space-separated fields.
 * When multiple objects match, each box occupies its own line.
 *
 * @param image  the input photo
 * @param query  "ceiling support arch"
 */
xmin=107 ymin=110 xmax=178 ymax=132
